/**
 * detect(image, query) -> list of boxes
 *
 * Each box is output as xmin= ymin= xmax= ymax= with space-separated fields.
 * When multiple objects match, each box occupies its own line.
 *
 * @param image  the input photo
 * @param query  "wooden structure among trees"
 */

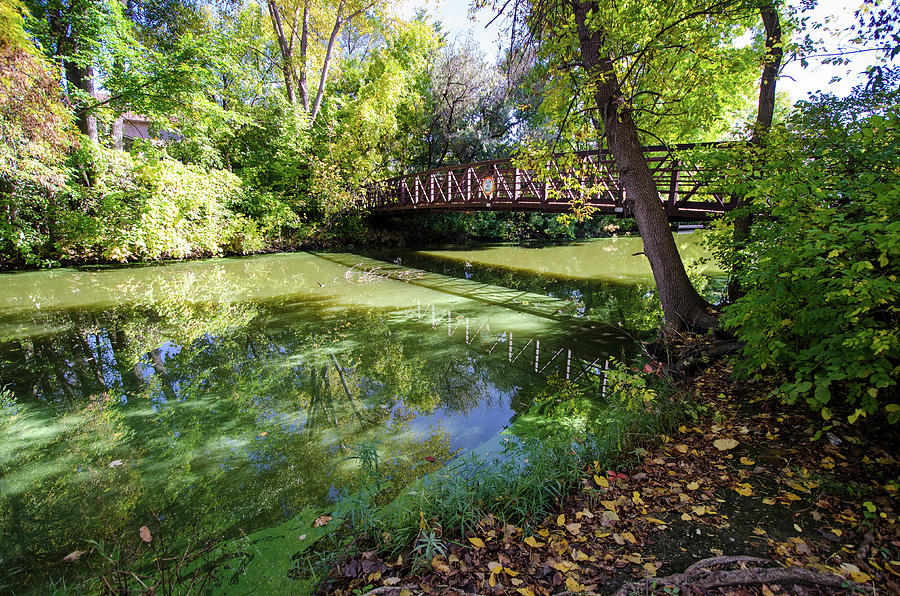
xmin=364 ymin=144 xmax=733 ymax=220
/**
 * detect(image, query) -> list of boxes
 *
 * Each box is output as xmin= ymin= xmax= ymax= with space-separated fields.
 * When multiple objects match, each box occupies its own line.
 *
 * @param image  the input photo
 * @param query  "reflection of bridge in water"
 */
xmin=316 ymin=252 xmax=629 ymax=391
xmin=406 ymin=299 xmax=612 ymax=390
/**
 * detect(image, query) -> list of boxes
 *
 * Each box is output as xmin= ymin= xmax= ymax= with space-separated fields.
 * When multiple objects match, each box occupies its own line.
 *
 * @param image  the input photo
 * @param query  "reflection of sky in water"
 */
xmin=407 ymin=383 xmax=515 ymax=452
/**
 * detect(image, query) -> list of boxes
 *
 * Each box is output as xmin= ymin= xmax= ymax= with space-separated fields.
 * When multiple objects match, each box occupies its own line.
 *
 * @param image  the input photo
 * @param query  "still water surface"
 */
xmin=0 ymin=235 xmax=716 ymax=589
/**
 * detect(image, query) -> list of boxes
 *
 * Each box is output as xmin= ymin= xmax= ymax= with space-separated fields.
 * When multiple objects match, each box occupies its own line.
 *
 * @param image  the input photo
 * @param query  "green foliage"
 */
xmin=62 ymin=142 xmax=265 ymax=262
xmin=516 ymin=361 xmax=684 ymax=449
xmin=0 ymin=30 xmax=74 ymax=267
xmin=369 ymin=211 xmax=633 ymax=246
xmin=0 ymin=0 xmax=454 ymax=269
xmin=0 ymin=0 xmax=31 ymax=49
xmin=233 ymin=99 xmax=312 ymax=203
xmin=411 ymin=531 xmax=446 ymax=570
xmin=326 ymin=19 xmax=438 ymax=181
xmin=706 ymin=85 xmax=900 ymax=422
xmin=502 ymin=0 xmax=763 ymax=153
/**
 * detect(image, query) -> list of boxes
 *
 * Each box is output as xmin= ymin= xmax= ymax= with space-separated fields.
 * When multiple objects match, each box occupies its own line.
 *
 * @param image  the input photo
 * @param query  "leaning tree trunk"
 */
xmin=572 ymin=0 xmax=715 ymax=332
xmin=298 ymin=4 xmax=310 ymax=111
xmin=729 ymin=4 xmax=782 ymax=301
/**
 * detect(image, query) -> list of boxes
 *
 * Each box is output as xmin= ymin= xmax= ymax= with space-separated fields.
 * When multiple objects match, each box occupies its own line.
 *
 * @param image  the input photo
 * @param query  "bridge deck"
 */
xmin=363 ymin=144 xmax=731 ymax=220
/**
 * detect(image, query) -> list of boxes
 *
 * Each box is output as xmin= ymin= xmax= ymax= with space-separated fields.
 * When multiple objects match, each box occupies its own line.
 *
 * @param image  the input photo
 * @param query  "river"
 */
xmin=0 ymin=235 xmax=718 ymax=591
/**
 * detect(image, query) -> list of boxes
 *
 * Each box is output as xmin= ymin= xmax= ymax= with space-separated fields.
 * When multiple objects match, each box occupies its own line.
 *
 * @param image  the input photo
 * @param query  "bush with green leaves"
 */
xmin=706 ymin=84 xmax=900 ymax=423
xmin=62 ymin=142 xmax=271 ymax=262
xmin=0 ymin=3 xmax=75 ymax=267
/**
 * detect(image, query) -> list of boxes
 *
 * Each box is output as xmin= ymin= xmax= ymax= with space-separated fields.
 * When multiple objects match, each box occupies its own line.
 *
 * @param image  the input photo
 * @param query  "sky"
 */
xmin=400 ymin=0 xmax=890 ymax=102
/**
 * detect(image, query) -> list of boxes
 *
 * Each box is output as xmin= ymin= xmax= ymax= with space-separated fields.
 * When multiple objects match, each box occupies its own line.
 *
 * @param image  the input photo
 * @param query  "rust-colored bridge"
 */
xmin=363 ymin=144 xmax=732 ymax=220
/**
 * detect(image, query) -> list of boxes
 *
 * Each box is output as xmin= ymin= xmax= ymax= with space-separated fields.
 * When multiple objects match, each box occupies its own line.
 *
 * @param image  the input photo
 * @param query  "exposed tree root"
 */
xmin=360 ymin=585 xmax=486 ymax=596
xmin=684 ymin=555 xmax=769 ymax=572
xmin=615 ymin=556 xmax=874 ymax=595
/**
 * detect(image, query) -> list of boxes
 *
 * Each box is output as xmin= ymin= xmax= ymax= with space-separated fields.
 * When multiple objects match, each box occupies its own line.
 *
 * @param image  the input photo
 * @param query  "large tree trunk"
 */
xmin=753 ymin=6 xmax=782 ymax=141
xmin=298 ymin=4 xmax=310 ymax=111
xmin=729 ymin=4 xmax=782 ymax=301
xmin=112 ymin=115 xmax=124 ymax=149
xmin=309 ymin=0 xmax=345 ymax=124
xmin=572 ymin=0 xmax=714 ymax=332
xmin=268 ymin=0 xmax=297 ymax=104
xmin=49 ymin=7 xmax=97 ymax=142
xmin=65 ymin=60 xmax=99 ymax=142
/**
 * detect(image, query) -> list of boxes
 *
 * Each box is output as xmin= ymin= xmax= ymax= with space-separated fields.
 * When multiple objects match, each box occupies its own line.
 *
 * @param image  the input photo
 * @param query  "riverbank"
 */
xmin=0 ymin=208 xmax=640 ymax=272
xmin=326 ymin=358 xmax=899 ymax=595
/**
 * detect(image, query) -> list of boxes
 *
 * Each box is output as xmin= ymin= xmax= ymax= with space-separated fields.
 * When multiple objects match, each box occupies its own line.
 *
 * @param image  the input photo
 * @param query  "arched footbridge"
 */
xmin=363 ymin=143 xmax=733 ymax=220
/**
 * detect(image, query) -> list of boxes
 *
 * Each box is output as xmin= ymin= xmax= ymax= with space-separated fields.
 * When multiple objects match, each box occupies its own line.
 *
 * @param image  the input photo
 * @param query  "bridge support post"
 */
xmin=668 ymin=159 xmax=680 ymax=215
xmin=514 ymin=168 xmax=520 ymax=203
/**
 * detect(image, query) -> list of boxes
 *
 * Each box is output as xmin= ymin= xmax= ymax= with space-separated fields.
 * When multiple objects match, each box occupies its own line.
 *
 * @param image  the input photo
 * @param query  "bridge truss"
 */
xmin=363 ymin=144 xmax=732 ymax=220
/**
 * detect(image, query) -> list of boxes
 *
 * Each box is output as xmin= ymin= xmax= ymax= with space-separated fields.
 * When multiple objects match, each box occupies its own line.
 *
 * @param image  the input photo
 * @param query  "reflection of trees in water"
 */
xmin=433 ymin=357 xmax=491 ymax=413
xmin=0 ymin=295 xmax=524 ymax=589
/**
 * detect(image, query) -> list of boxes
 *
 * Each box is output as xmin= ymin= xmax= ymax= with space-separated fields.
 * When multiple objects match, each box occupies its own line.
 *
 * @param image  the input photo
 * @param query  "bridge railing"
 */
xmin=363 ymin=143 xmax=732 ymax=219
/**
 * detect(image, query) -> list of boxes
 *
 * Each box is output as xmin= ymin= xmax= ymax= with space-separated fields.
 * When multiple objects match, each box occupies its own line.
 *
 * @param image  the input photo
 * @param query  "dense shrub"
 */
xmin=62 ymin=143 xmax=270 ymax=262
xmin=0 ymin=9 xmax=74 ymax=267
xmin=707 ymin=86 xmax=900 ymax=422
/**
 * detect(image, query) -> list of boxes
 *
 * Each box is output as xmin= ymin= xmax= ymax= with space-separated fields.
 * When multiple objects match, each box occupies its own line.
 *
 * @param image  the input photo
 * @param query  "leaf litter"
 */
xmin=327 ymin=360 xmax=898 ymax=595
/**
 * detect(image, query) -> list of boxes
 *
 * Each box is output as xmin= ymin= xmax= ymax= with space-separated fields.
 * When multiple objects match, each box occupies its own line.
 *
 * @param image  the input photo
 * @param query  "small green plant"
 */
xmin=351 ymin=440 xmax=384 ymax=492
xmin=54 ymin=518 xmax=228 ymax=595
xmin=411 ymin=531 xmax=446 ymax=571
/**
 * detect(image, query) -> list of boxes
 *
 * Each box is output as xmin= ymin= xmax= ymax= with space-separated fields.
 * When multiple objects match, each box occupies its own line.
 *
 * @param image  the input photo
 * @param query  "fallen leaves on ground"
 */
xmin=327 ymin=359 xmax=899 ymax=595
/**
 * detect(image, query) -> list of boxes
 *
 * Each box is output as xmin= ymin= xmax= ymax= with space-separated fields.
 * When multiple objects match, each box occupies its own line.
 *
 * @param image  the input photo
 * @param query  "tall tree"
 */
xmin=571 ymin=1 xmax=715 ymax=331
xmin=264 ymin=0 xmax=389 ymax=124
xmin=729 ymin=1 xmax=783 ymax=301
xmin=25 ymin=0 xmax=114 ymax=140
xmin=267 ymin=0 xmax=299 ymax=105
xmin=492 ymin=0 xmax=760 ymax=331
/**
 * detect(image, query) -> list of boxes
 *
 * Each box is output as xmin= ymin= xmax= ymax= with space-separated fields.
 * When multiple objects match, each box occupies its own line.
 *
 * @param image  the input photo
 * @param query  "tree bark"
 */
xmin=47 ymin=5 xmax=97 ymax=142
xmin=753 ymin=6 xmax=782 ymax=141
xmin=572 ymin=0 xmax=715 ymax=332
xmin=268 ymin=0 xmax=297 ymax=104
xmin=298 ymin=4 xmax=310 ymax=111
xmin=729 ymin=4 xmax=782 ymax=301
xmin=309 ymin=0 xmax=345 ymax=124
xmin=112 ymin=115 xmax=124 ymax=149
xmin=65 ymin=61 xmax=99 ymax=142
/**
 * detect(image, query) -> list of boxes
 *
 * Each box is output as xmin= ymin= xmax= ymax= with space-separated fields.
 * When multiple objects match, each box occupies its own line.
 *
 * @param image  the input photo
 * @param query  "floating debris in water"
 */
xmin=344 ymin=264 xmax=424 ymax=284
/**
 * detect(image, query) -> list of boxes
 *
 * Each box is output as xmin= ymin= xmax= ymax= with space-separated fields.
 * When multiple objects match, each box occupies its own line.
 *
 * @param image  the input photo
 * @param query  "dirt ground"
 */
xmin=328 ymin=360 xmax=899 ymax=595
